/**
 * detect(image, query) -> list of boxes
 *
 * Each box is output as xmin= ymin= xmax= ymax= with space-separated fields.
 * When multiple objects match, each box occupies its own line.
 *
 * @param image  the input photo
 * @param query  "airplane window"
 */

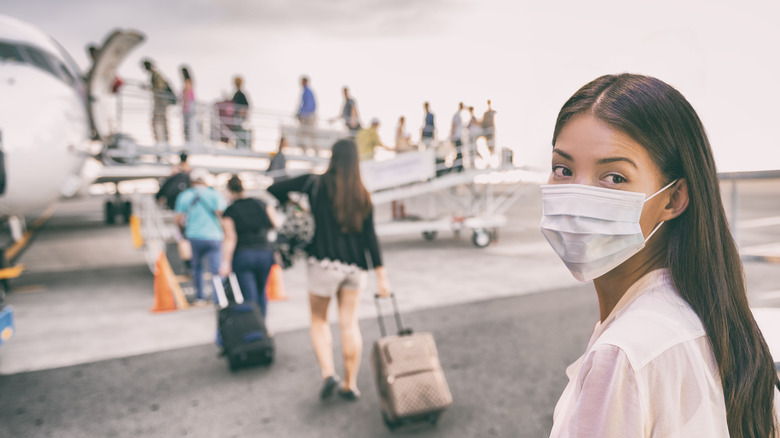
xmin=0 ymin=41 xmax=78 ymax=87
xmin=0 ymin=42 xmax=24 ymax=62
xmin=22 ymin=46 xmax=59 ymax=78
xmin=57 ymin=62 xmax=75 ymax=85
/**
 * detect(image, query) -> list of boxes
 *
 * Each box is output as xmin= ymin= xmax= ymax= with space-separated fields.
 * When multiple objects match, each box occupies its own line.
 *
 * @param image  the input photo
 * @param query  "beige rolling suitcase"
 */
xmin=371 ymin=294 xmax=452 ymax=430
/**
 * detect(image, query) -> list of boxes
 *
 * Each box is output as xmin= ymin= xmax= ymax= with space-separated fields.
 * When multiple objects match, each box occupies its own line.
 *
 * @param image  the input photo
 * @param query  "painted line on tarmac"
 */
xmin=5 ymin=204 xmax=58 ymax=263
xmin=11 ymin=284 xmax=47 ymax=294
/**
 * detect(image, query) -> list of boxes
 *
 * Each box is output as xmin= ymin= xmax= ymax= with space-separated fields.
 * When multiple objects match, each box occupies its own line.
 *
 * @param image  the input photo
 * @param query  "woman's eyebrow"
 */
xmin=597 ymin=157 xmax=638 ymax=169
xmin=552 ymin=148 xmax=573 ymax=160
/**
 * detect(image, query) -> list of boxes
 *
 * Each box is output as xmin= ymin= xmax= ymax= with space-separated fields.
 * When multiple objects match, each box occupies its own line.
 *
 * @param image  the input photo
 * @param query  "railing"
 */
xmin=106 ymin=81 xmax=351 ymax=154
xmin=134 ymin=193 xmax=177 ymax=272
xmin=719 ymin=170 xmax=780 ymax=261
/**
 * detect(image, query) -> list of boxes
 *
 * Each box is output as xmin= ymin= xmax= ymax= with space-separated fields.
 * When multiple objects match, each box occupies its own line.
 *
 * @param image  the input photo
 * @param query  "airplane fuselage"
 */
xmin=0 ymin=15 xmax=91 ymax=218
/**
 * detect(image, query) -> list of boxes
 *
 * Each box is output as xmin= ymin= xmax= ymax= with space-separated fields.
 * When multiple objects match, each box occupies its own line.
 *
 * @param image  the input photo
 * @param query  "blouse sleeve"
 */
xmin=361 ymin=207 xmax=383 ymax=268
xmin=562 ymin=345 xmax=644 ymax=437
xmin=268 ymin=173 xmax=311 ymax=204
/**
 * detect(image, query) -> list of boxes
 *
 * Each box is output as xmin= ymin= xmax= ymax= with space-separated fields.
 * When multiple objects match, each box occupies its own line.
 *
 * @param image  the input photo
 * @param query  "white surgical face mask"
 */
xmin=540 ymin=179 xmax=678 ymax=282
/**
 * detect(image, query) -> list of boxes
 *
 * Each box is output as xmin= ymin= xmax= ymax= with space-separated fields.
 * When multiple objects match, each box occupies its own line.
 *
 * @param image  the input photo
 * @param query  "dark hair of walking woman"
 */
xmin=323 ymin=139 xmax=372 ymax=234
xmin=553 ymin=73 xmax=779 ymax=437
xmin=227 ymin=174 xmax=243 ymax=194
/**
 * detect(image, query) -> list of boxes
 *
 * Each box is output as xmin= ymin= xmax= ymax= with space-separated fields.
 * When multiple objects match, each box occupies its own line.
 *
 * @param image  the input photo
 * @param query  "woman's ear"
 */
xmin=663 ymin=179 xmax=689 ymax=220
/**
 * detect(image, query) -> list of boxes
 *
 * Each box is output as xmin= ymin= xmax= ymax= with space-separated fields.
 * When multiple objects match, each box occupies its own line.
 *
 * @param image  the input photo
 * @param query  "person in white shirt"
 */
xmin=450 ymin=102 xmax=465 ymax=171
xmin=543 ymin=73 xmax=780 ymax=437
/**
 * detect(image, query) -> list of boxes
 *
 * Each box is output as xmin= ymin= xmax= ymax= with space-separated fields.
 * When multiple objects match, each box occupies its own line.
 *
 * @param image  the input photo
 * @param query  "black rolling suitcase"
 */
xmin=372 ymin=294 xmax=452 ymax=430
xmin=213 ymin=273 xmax=274 ymax=371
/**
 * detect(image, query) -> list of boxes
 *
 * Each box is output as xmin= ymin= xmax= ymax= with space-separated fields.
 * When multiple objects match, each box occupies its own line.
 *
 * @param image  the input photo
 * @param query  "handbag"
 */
xmin=274 ymin=175 xmax=318 ymax=268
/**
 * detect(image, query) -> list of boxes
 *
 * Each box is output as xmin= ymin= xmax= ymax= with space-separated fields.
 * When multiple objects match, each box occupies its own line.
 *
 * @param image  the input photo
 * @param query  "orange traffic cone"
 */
xmin=151 ymin=252 xmax=187 ymax=312
xmin=265 ymin=264 xmax=287 ymax=301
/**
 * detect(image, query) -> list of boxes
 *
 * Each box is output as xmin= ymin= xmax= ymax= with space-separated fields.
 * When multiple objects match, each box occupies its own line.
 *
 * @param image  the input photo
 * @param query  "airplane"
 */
xmin=0 ymin=14 xmax=145 ymax=241
xmin=0 ymin=14 xmax=146 ymax=343
xmin=0 ymin=15 xmax=149 ymax=236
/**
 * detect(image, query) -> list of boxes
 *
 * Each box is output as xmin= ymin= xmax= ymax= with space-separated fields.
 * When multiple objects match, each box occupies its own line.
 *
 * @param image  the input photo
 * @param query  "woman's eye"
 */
xmin=606 ymin=173 xmax=627 ymax=184
xmin=552 ymin=165 xmax=571 ymax=178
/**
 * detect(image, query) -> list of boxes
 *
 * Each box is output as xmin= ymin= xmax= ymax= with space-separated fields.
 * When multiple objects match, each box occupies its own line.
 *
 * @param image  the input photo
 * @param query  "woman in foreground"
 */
xmin=543 ymin=73 xmax=780 ymax=437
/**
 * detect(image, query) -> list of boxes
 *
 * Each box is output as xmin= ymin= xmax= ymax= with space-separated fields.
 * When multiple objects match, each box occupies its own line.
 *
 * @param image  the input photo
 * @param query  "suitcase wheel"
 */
xmin=382 ymin=412 xmax=440 ymax=430
xmin=382 ymin=412 xmax=397 ymax=430
xmin=228 ymin=357 xmax=238 ymax=372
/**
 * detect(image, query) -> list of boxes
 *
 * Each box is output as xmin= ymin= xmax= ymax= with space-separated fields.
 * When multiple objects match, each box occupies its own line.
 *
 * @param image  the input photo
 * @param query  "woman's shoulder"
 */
xmin=230 ymin=197 xmax=266 ymax=209
xmin=596 ymin=283 xmax=708 ymax=371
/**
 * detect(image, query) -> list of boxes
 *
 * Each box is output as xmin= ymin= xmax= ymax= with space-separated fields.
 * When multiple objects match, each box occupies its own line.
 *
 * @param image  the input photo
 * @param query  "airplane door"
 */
xmin=86 ymin=30 xmax=145 ymax=141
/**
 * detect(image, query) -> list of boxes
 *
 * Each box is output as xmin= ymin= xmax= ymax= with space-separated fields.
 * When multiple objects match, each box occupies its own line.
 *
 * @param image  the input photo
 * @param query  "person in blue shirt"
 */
xmin=297 ymin=76 xmax=318 ymax=154
xmin=175 ymin=168 xmax=227 ymax=304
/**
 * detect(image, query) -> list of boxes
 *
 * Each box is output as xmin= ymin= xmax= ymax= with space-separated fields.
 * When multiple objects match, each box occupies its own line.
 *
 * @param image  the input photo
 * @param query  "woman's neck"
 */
xmin=593 ymin=242 xmax=666 ymax=322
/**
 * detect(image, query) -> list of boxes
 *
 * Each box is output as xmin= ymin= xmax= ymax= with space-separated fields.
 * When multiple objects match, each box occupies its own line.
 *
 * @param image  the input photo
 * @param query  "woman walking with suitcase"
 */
xmin=219 ymin=175 xmax=279 ymax=318
xmin=269 ymin=138 xmax=391 ymax=401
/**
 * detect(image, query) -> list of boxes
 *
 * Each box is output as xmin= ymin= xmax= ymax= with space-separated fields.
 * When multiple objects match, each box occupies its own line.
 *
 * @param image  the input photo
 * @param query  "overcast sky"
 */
xmin=2 ymin=0 xmax=780 ymax=171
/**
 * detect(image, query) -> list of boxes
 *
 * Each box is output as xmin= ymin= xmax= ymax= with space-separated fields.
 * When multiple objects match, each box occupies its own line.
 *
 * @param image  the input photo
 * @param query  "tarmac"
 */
xmin=1 ymin=178 xmax=779 ymax=437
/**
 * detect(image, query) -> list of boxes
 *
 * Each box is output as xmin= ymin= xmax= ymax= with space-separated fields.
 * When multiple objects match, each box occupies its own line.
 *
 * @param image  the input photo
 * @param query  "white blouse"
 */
xmin=549 ymin=268 xmax=780 ymax=437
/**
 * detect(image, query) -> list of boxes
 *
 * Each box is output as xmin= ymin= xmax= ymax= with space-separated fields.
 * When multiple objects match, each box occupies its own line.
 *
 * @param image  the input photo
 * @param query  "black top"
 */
xmin=231 ymin=89 xmax=248 ymax=107
xmin=155 ymin=171 xmax=190 ymax=210
xmin=342 ymin=98 xmax=355 ymax=119
xmin=268 ymin=174 xmax=383 ymax=270
xmin=223 ymin=198 xmax=273 ymax=251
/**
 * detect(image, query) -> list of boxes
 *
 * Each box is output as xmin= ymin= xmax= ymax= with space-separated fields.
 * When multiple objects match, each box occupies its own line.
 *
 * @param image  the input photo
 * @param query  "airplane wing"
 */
xmin=93 ymin=163 xmax=171 ymax=185
xmin=87 ymin=29 xmax=145 ymax=142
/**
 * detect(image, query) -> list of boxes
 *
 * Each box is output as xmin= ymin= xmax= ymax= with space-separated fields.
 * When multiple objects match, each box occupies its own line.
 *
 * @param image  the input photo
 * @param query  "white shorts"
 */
xmin=307 ymin=257 xmax=367 ymax=298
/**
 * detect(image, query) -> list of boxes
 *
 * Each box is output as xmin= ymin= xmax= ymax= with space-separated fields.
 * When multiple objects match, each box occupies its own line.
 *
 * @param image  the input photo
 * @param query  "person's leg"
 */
xmin=189 ymin=239 xmax=205 ymax=300
xmin=302 ymin=115 xmax=317 ymax=155
xmin=454 ymin=139 xmax=463 ymax=171
xmin=152 ymin=111 xmax=161 ymax=143
xmin=162 ymin=112 xmax=169 ymax=143
xmin=336 ymin=287 xmax=363 ymax=392
xmin=309 ymin=292 xmax=335 ymax=379
xmin=252 ymin=250 xmax=274 ymax=318
xmin=205 ymin=239 xmax=222 ymax=303
xmin=232 ymin=250 xmax=259 ymax=306
xmin=183 ymin=112 xmax=191 ymax=142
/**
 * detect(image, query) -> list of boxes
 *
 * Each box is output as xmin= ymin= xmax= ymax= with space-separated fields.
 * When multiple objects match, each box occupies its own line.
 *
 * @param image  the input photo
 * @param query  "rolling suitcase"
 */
xmin=371 ymin=294 xmax=452 ymax=430
xmin=213 ymin=273 xmax=274 ymax=371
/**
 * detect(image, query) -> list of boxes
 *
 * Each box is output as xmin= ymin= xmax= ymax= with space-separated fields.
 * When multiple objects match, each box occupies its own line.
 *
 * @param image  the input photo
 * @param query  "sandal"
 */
xmin=320 ymin=375 xmax=340 ymax=400
xmin=337 ymin=388 xmax=361 ymax=401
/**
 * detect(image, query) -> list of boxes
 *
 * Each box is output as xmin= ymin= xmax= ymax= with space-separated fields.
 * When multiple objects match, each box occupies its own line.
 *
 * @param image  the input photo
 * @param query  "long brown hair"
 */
xmin=323 ymin=138 xmax=372 ymax=233
xmin=553 ymin=73 xmax=778 ymax=437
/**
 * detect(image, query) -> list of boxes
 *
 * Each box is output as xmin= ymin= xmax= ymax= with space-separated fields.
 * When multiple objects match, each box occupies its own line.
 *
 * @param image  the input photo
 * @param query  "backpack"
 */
xmin=164 ymin=82 xmax=177 ymax=106
xmin=274 ymin=175 xmax=318 ymax=268
xmin=156 ymin=172 xmax=191 ymax=210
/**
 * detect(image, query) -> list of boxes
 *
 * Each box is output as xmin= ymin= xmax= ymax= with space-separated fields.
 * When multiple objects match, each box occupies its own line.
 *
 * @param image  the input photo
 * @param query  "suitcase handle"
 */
xmin=374 ymin=293 xmax=413 ymax=337
xmin=212 ymin=272 xmax=245 ymax=308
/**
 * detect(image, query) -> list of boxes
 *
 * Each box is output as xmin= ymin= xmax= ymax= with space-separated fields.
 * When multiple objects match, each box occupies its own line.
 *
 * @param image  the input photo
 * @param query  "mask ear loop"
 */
xmin=642 ymin=179 xmax=680 ymax=244
xmin=643 ymin=220 xmax=665 ymax=244
xmin=645 ymin=178 xmax=680 ymax=202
